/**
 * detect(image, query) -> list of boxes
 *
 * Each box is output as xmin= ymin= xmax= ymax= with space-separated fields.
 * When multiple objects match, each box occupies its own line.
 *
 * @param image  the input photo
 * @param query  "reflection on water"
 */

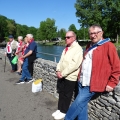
xmin=37 ymin=44 xmax=120 ymax=62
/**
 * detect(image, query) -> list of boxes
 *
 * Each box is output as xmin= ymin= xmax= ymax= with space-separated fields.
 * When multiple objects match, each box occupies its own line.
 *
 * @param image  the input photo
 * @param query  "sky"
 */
xmin=0 ymin=0 xmax=81 ymax=31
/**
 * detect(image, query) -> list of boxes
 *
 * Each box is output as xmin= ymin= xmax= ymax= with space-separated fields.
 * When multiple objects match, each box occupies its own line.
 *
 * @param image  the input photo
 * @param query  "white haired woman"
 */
xmin=15 ymin=36 xmax=25 ymax=75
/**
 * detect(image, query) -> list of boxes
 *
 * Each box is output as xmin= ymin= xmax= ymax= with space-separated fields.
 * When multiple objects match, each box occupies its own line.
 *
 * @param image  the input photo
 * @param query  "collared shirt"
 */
xmin=79 ymin=40 xmax=102 ymax=86
xmin=64 ymin=41 xmax=76 ymax=54
xmin=6 ymin=40 xmax=18 ymax=54
xmin=24 ymin=40 xmax=37 ymax=55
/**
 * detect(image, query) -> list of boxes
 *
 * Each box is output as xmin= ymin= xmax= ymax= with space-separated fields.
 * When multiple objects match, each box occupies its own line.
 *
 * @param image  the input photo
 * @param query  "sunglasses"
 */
xmin=64 ymin=36 xmax=74 ymax=39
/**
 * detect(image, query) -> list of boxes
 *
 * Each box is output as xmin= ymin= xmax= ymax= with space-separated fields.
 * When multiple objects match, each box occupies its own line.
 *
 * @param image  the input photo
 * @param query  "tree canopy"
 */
xmin=0 ymin=14 xmax=89 ymax=42
xmin=1 ymin=0 xmax=120 ymax=43
xmin=0 ymin=15 xmax=8 ymax=39
xmin=0 ymin=15 xmax=38 ymax=40
xmin=68 ymin=24 xmax=77 ymax=34
xmin=37 ymin=18 xmax=57 ymax=41
xmin=75 ymin=0 xmax=120 ymax=41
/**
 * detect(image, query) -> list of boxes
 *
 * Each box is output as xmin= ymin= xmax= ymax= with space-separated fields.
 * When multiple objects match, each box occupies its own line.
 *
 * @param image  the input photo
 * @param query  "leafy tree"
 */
xmin=16 ymin=24 xmax=24 ymax=38
xmin=75 ymin=0 xmax=120 ymax=41
xmin=68 ymin=24 xmax=83 ymax=40
xmin=77 ymin=27 xmax=89 ymax=40
xmin=37 ymin=21 xmax=46 ymax=41
xmin=37 ymin=18 xmax=57 ymax=42
xmin=16 ymin=24 xmax=28 ymax=39
xmin=16 ymin=25 xmax=38 ymax=39
xmin=68 ymin=24 xmax=78 ymax=35
xmin=0 ymin=15 xmax=41 ymax=41
xmin=59 ymin=28 xmax=66 ymax=40
xmin=21 ymin=25 xmax=29 ymax=37
xmin=0 ymin=15 xmax=8 ymax=39
xmin=68 ymin=24 xmax=77 ymax=32
xmin=6 ymin=19 xmax=16 ymax=37
xmin=57 ymin=30 xmax=61 ymax=37
xmin=28 ymin=27 xmax=38 ymax=40
xmin=45 ymin=18 xmax=57 ymax=41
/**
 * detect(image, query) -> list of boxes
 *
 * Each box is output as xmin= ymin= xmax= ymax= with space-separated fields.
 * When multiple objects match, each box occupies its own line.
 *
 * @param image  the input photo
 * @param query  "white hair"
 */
xmin=26 ymin=34 xmax=33 ymax=38
xmin=18 ymin=36 xmax=23 ymax=40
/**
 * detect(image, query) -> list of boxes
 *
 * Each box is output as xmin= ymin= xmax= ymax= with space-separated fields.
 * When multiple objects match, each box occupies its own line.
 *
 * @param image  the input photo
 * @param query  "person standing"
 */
xmin=16 ymin=34 xmax=37 ymax=84
xmin=5 ymin=35 xmax=18 ymax=72
xmin=15 ymin=36 xmax=25 ymax=75
xmin=18 ymin=37 xmax=29 ymax=64
xmin=65 ymin=24 xmax=120 ymax=120
xmin=52 ymin=31 xmax=83 ymax=120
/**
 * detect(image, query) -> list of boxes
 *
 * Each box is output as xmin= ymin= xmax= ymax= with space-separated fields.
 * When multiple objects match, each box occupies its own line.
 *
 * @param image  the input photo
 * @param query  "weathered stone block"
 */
xmin=114 ymin=95 xmax=120 ymax=102
xmin=108 ymin=97 xmax=116 ymax=105
xmin=98 ymin=99 xmax=111 ymax=107
xmin=116 ymin=102 xmax=120 ymax=108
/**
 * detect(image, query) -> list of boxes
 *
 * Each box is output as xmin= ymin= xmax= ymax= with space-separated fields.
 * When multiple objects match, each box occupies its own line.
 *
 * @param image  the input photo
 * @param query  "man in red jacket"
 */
xmin=65 ymin=24 xmax=120 ymax=120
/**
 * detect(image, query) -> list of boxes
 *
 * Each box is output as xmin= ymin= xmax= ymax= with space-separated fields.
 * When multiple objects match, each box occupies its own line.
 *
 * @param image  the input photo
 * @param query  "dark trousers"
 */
xmin=57 ymin=78 xmax=77 ymax=113
xmin=28 ymin=54 xmax=36 ymax=76
xmin=7 ymin=54 xmax=17 ymax=71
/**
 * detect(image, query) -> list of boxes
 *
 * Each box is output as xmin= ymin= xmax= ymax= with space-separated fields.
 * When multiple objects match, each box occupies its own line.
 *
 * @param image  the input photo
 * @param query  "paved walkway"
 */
xmin=0 ymin=58 xmax=58 ymax=120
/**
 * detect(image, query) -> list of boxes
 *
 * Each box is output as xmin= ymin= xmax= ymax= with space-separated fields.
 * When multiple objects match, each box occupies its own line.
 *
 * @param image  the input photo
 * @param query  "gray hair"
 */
xmin=26 ymin=34 xmax=33 ymax=38
xmin=67 ymin=31 xmax=76 ymax=38
xmin=89 ymin=24 xmax=103 ymax=32
xmin=18 ymin=36 xmax=23 ymax=40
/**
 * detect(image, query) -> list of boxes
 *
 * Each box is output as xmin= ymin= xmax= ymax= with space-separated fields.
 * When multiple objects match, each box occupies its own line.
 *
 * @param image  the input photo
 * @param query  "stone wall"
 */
xmin=34 ymin=58 xmax=120 ymax=120
xmin=33 ymin=58 xmax=58 ymax=98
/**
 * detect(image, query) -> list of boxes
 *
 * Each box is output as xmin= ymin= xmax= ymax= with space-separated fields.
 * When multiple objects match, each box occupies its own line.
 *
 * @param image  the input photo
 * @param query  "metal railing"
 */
xmin=37 ymin=51 xmax=60 ymax=63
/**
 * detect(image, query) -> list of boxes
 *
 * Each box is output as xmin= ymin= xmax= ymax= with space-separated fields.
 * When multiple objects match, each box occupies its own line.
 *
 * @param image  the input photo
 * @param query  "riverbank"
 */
xmin=36 ymin=40 xmax=120 ymax=50
xmin=36 ymin=40 xmax=66 ymax=46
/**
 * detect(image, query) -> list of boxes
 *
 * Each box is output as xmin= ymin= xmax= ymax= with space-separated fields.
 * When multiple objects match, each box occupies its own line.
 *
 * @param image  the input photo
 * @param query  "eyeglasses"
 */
xmin=89 ymin=31 xmax=102 ymax=36
xmin=64 ymin=36 xmax=74 ymax=39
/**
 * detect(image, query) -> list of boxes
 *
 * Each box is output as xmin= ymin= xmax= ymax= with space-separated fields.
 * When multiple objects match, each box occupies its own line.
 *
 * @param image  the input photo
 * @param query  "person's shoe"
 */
xmin=16 ymin=72 xmax=22 ymax=75
xmin=52 ymin=110 xmax=60 ymax=117
xmin=16 ymin=80 xmax=25 ymax=84
xmin=54 ymin=112 xmax=66 ymax=120
xmin=10 ymin=70 xmax=15 ymax=73
xmin=25 ymin=78 xmax=34 ymax=83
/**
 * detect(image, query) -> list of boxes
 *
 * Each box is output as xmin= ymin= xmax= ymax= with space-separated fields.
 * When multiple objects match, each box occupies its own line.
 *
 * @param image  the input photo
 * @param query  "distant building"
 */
xmin=57 ymin=37 xmax=61 ymax=41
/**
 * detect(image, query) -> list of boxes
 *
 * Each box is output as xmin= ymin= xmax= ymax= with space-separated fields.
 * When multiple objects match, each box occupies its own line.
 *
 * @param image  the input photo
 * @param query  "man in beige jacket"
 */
xmin=52 ymin=31 xmax=83 ymax=120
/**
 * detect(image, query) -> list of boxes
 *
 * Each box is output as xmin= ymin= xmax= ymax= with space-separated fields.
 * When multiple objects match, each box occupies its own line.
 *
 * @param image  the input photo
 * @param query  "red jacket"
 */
xmin=86 ymin=42 xmax=120 ymax=92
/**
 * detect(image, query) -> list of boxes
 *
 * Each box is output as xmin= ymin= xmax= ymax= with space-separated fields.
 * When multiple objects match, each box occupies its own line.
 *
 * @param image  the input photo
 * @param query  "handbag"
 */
xmin=11 ymin=56 xmax=18 ymax=64
xmin=32 ymin=79 xmax=42 ymax=93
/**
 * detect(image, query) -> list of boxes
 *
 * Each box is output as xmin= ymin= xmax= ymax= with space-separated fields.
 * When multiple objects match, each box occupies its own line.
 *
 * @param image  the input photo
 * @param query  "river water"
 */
xmin=37 ymin=43 xmax=120 ymax=63
xmin=37 ymin=44 xmax=65 ymax=62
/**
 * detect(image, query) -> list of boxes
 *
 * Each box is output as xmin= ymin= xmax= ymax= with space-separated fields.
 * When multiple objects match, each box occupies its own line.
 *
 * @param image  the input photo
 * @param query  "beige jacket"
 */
xmin=5 ymin=40 xmax=18 ymax=55
xmin=56 ymin=41 xmax=83 ymax=81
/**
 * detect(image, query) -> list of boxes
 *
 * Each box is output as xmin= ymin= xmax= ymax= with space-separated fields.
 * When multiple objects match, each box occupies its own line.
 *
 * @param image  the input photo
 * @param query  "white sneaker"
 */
xmin=54 ymin=112 xmax=66 ymax=120
xmin=52 ymin=110 xmax=60 ymax=117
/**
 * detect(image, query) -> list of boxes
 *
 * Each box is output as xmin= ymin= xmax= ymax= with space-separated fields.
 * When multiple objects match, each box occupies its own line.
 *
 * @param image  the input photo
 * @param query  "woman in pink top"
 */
xmin=15 ymin=37 xmax=29 ymax=75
